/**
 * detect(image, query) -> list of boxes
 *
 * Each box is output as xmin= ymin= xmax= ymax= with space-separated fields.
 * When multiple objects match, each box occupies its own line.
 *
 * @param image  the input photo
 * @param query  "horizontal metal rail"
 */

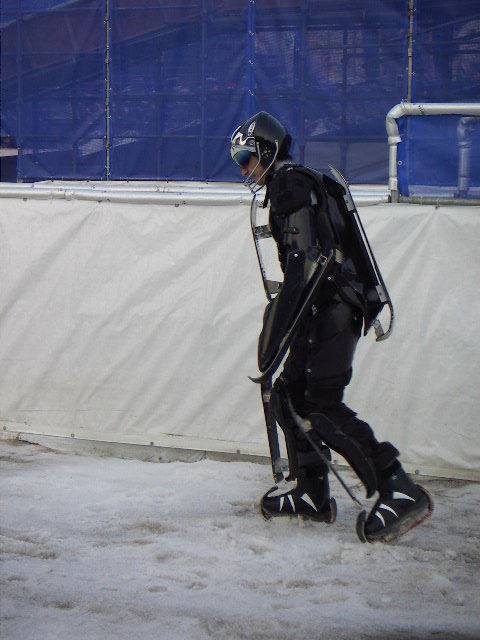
xmin=398 ymin=196 xmax=480 ymax=206
xmin=0 ymin=182 xmax=389 ymax=207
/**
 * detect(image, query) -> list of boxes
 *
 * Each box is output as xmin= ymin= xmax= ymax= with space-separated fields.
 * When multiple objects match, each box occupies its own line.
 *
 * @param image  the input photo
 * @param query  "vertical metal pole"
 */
xmin=341 ymin=27 xmax=348 ymax=174
xmin=72 ymin=58 xmax=78 ymax=178
xmin=247 ymin=0 xmax=256 ymax=114
xmin=297 ymin=0 xmax=307 ymax=165
xmin=200 ymin=0 xmax=206 ymax=179
xmin=16 ymin=0 xmax=23 ymax=181
xmin=105 ymin=0 xmax=111 ymax=179
xmin=407 ymin=0 xmax=415 ymax=102
xmin=405 ymin=0 xmax=416 ymax=198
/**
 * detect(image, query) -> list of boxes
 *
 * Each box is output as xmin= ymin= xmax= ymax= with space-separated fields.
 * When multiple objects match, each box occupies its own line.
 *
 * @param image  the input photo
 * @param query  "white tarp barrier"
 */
xmin=0 ymin=191 xmax=479 ymax=479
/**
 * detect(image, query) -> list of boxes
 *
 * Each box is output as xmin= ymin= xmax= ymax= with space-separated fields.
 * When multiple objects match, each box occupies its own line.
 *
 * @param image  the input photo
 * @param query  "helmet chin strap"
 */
xmin=243 ymin=140 xmax=280 ymax=194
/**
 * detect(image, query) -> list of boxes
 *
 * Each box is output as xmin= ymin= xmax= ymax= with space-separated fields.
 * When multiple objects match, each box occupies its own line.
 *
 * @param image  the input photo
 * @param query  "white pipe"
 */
xmin=0 ymin=185 xmax=251 ymax=206
xmin=0 ymin=181 xmax=248 ymax=195
xmin=386 ymin=102 xmax=480 ymax=202
xmin=0 ymin=182 xmax=389 ymax=206
xmin=457 ymin=117 xmax=480 ymax=196
xmin=28 ymin=182 xmax=249 ymax=195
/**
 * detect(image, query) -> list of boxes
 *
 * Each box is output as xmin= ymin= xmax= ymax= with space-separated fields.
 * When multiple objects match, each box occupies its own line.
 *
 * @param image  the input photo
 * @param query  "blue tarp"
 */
xmin=1 ymin=0 xmax=106 ymax=179
xmin=398 ymin=115 xmax=480 ymax=198
xmin=1 ymin=0 xmax=479 ymax=190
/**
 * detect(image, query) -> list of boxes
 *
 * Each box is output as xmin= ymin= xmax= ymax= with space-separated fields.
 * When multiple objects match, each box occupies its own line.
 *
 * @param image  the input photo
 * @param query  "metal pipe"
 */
xmin=200 ymin=0 xmax=206 ymax=179
xmin=456 ymin=117 xmax=480 ymax=198
xmin=398 ymin=195 xmax=480 ymax=206
xmin=386 ymin=102 xmax=480 ymax=203
xmin=105 ymin=0 xmax=111 ymax=179
xmin=0 ymin=187 xmax=250 ymax=206
xmin=407 ymin=0 xmax=415 ymax=103
xmin=0 ymin=182 xmax=249 ymax=195
xmin=16 ymin=0 xmax=23 ymax=182
xmin=247 ymin=0 xmax=256 ymax=114
xmin=0 ymin=183 xmax=389 ymax=207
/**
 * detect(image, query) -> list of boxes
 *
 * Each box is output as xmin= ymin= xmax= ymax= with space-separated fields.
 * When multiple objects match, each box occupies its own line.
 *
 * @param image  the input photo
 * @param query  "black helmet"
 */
xmin=230 ymin=111 xmax=291 ymax=179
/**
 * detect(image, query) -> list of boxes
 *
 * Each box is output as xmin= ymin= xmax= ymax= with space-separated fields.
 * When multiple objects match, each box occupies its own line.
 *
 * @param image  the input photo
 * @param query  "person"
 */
xmin=229 ymin=111 xmax=433 ymax=543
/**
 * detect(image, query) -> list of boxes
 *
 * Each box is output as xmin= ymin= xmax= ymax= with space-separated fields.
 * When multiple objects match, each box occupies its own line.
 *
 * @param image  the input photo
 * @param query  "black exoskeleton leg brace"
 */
xmin=271 ymin=377 xmax=331 ymax=483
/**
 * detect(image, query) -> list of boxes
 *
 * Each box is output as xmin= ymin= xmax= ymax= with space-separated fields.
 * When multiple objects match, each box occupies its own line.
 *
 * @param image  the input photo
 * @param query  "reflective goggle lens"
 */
xmin=231 ymin=149 xmax=254 ymax=167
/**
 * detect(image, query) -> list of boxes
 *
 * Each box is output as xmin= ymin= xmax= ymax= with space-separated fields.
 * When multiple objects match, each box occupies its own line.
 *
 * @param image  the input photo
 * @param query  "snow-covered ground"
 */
xmin=1 ymin=439 xmax=479 ymax=640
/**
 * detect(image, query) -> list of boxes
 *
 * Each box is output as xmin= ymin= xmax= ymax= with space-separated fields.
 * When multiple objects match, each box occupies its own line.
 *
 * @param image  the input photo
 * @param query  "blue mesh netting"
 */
xmin=1 ymin=0 xmax=106 ymax=180
xmin=108 ymin=0 xmax=408 ymax=182
xmin=397 ymin=114 xmax=480 ymax=198
xmin=413 ymin=1 xmax=480 ymax=102
xmin=109 ymin=0 xmax=249 ymax=180
xmin=1 ymin=0 xmax=479 ymax=190
xmin=395 ymin=1 xmax=480 ymax=199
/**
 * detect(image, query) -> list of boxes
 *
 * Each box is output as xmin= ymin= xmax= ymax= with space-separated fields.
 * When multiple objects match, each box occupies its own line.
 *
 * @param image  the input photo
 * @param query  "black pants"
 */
xmin=281 ymin=293 xmax=399 ymax=475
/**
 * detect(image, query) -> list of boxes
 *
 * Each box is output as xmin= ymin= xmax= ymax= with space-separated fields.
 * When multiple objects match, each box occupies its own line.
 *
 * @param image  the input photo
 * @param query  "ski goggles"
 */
xmin=231 ymin=148 xmax=255 ymax=167
xmin=230 ymin=132 xmax=257 ymax=167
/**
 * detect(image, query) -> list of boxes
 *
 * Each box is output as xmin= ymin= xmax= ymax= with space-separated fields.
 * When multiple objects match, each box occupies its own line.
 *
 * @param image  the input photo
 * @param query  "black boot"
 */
xmin=260 ymin=463 xmax=336 ymax=523
xmin=359 ymin=464 xmax=433 ymax=543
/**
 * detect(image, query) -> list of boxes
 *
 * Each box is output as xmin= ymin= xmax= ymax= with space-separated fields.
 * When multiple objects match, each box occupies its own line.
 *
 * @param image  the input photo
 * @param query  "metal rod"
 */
xmin=341 ymin=26 xmax=348 ymax=174
xmin=286 ymin=396 xmax=363 ymax=508
xmin=297 ymin=0 xmax=307 ymax=165
xmin=247 ymin=0 xmax=256 ymax=114
xmin=398 ymin=195 xmax=480 ymax=206
xmin=200 ymin=0 xmax=206 ymax=180
xmin=407 ymin=0 xmax=415 ymax=103
xmin=16 ymin=0 xmax=23 ymax=182
xmin=105 ymin=0 xmax=111 ymax=180
xmin=386 ymin=102 xmax=480 ymax=202
xmin=0 ymin=183 xmax=389 ymax=206
xmin=457 ymin=117 xmax=479 ymax=197
xmin=0 ymin=187 xmax=251 ymax=206
xmin=405 ymin=0 xmax=416 ymax=189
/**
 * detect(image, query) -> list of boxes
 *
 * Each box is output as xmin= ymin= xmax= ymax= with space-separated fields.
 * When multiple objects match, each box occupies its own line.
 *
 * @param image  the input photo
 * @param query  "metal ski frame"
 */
xmin=250 ymin=194 xmax=281 ymax=301
xmin=328 ymin=165 xmax=394 ymax=341
xmin=250 ymin=195 xmax=286 ymax=483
